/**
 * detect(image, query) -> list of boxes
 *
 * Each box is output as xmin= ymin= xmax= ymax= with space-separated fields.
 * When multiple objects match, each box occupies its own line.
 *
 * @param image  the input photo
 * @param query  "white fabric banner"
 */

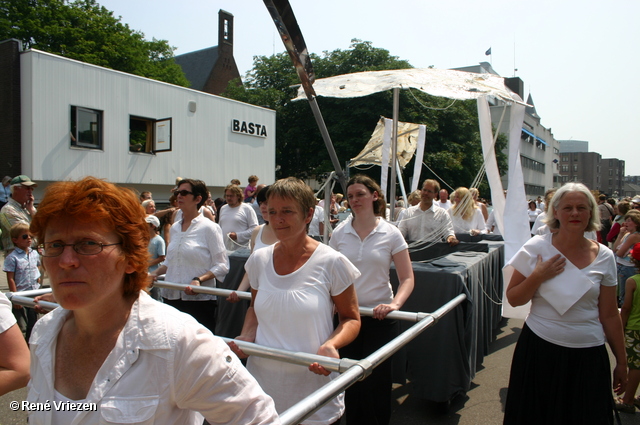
xmin=380 ymin=118 xmax=393 ymax=200
xmin=501 ymin=94 xmax=530 ymax=319
xmin=477 ymin=96 xmax=505 ymax=235
xmin=411 ymin=125 xmax=427 ymax=192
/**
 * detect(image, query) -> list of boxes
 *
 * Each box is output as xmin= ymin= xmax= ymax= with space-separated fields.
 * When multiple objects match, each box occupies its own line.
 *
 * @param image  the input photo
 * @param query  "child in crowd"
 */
xmin=617 ymin=242 xmax=640 ymax=413
xmin=244 ymin=175 xmax=259 ymax=203
xmin=146 ymin=215 xmax=166 ymax=301
xmin=3 ymin=222 xmax=41 ymax=340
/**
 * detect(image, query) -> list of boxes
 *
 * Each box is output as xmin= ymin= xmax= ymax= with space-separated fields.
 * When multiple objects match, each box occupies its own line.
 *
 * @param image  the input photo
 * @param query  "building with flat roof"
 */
xmin=559 ymin=140 xmax=588 ymax=153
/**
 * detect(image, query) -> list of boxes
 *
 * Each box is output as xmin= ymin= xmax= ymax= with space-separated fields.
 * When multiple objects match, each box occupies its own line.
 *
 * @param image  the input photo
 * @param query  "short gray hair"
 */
xmin=544 ymin=183 xmax=600 ymax=232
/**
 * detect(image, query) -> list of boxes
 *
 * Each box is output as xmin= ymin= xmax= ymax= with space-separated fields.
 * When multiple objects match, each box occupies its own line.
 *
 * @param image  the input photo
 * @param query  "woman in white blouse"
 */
xmin=150 ymin=178 xmax=229 ymax=333
xmin=448 ymin=187 xmax=486 ymax=236
xmin=329 ymin=175 xmax=414 ymax=425
xmin=503 ymin=183 xmax=626 ymax=424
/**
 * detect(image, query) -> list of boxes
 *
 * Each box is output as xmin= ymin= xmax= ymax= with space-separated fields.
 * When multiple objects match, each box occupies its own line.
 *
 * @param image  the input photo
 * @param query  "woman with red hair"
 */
xmin=27 ymin=177 xmax=279 ymax=425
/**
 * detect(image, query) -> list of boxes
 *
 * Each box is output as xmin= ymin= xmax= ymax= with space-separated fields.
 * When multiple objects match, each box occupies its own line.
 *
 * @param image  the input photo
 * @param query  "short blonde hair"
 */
xmin=545 ymin=183 xmax=600 ymax=232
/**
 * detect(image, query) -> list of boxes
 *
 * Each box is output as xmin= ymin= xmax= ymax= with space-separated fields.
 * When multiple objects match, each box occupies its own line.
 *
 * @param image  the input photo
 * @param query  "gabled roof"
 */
xmin=174 ymin=46 xmax=219 ymax=90
xmin=526 ymin=93 xmax=539 ymax=118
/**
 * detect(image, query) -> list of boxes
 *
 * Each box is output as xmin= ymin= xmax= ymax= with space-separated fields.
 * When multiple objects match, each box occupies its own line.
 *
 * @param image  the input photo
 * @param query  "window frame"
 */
xmin=129 ymin=116 xmax=172 ymax=154
xmin=70 ymin=106 xmax=103 ymax=150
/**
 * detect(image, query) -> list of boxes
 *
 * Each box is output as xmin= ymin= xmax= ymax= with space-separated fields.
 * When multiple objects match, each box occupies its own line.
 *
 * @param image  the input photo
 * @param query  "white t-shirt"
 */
xmin=245 ymin=243 xmax=360 ymax=424
xmin=219 ymin=203 xmax=259 ymax=250
xmin=330 ymin=216 xmax=407 ymax=307
xmin=397 ymin=203 xmax=454 ymax=242
xmin=436 ymin=200 xmax=452 ymax=210
xmin=308 ymin=205 xmax=324 ymax=237
xmin=448 ymin=208 xmax=487 ymax=234
xmin=505 ymin=233 xmax=617 ymax=348
xmin=0 ymin=292 xmax=16 ymax=333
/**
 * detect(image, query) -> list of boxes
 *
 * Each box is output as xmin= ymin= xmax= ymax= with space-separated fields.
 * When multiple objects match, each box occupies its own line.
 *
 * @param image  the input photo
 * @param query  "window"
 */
xmin=562 ymin=155 xmax=568 ymax=162
xmin=562 ymin=165 xmax=568 ymax=172
xmin=70 ymin=106 xmax=103 ymax=149
xmin=573 ymin=164 xmax=578 ymax=172
xmin=129 ymin=116 xmax=172 ymax=153
xmin=520 ymin=155 xmax=545 ymax=173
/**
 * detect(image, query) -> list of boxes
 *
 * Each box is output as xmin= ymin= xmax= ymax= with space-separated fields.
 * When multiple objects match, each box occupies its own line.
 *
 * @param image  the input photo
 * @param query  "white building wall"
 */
xmin=20 ymin=50 xmax=275 ymax=200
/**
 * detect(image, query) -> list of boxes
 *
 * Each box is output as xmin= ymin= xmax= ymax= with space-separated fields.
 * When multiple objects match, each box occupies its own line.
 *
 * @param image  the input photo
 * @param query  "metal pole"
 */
xmin=279 ymin=293 xmax=467 ymax=425
xmin=6 ymin=288 xmax=52 ymax=298
xmin=389 ymin=87 xmax=400 ymax=220
xmin=219 ymin=337 xmax=359 ymax=374
xmin=9 ymin=285 xmax=431 ymax=322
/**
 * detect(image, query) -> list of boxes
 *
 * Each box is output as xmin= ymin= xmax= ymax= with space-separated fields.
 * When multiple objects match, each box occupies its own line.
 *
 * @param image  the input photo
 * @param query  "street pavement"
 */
xmin=2 ymin=270 xmax=640 ymax=424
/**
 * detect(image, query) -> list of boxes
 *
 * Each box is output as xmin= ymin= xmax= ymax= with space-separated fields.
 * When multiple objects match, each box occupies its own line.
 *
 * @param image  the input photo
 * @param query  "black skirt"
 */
xmin=503 ymin=323 xmax=615 ymax=425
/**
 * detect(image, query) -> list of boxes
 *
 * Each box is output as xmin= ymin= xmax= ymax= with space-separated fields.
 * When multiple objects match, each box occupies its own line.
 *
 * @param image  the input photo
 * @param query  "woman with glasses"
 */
xmin=27 ymin=177 xmax=279 ymax=424
xmin=149 ymin=179 xmax=228 ymax=333
xmin=613 ymin=210 xmax=640 ymax=306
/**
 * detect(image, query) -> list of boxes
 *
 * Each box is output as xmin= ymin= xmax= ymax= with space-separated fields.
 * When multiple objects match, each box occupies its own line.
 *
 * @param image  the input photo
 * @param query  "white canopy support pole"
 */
xmin=389 ymin=87 xmax=400 ymax=221
xmin=323 ymin=172 xmax=334 ymax=244
xmin=411 ymin=125 xmax=427 ymax=192
xmin=380 ymin=119 xmax=392 ymax=204
xmin=395 ymin=159 xmax=407 ymax=209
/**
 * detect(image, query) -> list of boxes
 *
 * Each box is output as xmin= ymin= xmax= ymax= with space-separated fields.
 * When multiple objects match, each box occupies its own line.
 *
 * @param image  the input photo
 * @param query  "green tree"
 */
xmin=223 ymin=40 xmax=507 ymax=199
xmin=0 ymin=0 xmax=188 ymax=86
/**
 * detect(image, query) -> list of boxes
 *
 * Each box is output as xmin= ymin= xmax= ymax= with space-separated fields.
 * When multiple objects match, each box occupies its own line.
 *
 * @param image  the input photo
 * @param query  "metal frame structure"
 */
xmin=7 ymin=283 xmax=465 ymax=424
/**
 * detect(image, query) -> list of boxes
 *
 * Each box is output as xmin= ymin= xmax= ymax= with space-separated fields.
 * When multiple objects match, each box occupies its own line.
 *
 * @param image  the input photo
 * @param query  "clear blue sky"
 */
xmin=98 ymin=0 xmax=640 ymax=175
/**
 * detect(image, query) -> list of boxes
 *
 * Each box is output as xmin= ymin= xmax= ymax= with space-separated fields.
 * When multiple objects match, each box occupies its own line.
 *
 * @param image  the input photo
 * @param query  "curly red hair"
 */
xmin=30 ymin=177 xmax=150 ymax=297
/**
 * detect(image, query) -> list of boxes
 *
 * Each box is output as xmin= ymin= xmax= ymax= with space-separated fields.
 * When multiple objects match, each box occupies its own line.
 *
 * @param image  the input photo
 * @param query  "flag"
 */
xmin=485 ymin=47 xmax=492 ymax=56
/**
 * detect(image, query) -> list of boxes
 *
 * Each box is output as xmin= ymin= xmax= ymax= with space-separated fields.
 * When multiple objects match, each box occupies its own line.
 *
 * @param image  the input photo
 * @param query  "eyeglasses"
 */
xmin=20 ymin=234 xmax=32 ymax=240
xmin=175 ymin=190 xmax=194 ymax=197
xmin=39 ymin=241 xmax=122 ymax=257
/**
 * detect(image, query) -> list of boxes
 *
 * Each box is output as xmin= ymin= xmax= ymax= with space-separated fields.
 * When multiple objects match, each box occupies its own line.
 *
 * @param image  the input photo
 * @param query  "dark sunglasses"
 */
xmin=20 ymin=234 xmax=32 ymax=240
xmin=175 ymin=190 xmax=194 ymax=197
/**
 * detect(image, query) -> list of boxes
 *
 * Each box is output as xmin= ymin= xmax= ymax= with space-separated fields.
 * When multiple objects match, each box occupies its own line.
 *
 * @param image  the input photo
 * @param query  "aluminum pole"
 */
xmin=389 ymin=87 xmax=400 ymax=220
xmin=279 ymin=293 xmax=467 ymax=425
xmin=220 ymin=337 xmax=359 ymax=374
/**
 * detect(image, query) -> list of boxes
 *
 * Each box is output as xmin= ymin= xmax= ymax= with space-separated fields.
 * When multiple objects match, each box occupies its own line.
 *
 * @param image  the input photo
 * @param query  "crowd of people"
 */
xmin=2 ymin=171 xmax=640 ymax=424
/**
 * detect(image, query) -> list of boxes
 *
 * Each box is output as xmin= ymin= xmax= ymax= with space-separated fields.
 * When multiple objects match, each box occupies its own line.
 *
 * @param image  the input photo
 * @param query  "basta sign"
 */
xmin=231 ymin=119 xmax=268 ymax=138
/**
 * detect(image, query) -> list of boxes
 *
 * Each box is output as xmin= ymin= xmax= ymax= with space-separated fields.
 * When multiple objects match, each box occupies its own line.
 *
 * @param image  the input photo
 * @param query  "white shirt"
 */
xmin=397 ymin=203 xmax=455 ymax=242
xmin=27 ymin=292 xmax=280 ymax=425
xmin=308 ymin=205 xmax=324 ymax=236
xmin=531 ymin=211 xmax=547 ymax=235
xmin=245 ymin=243 xmax=360 ymax=424
xmin=448 ymin=208 xmax=487 ymax=234
xmin=163 ymin=214 xmax=229 ymax=301
xmin=505 ymin=234 xmax=617 ymax=348
xmin=330 ymin=216 xmax=407 ymax=307
xmin=0 ymin=292 xmax=16 ymax=333
xmin=219 ymin=203 xmax=258 ymax=250
xmin=436 ymin=200 xmax=452 ymax=210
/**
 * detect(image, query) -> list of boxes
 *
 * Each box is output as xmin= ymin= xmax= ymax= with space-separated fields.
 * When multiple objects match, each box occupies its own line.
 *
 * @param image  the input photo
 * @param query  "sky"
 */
xmin=97 ymin=0 xmax=640 ymax=175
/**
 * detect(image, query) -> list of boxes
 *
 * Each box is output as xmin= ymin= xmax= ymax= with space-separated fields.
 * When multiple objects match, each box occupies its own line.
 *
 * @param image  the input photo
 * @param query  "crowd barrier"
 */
xmin=7 ymin=284 xmax=465 ymax=424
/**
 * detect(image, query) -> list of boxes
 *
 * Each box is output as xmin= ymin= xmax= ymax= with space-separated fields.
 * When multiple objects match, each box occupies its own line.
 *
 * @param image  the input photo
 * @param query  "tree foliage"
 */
xmin=0 ymin=0 xmax=188 ymax=86
xmin=223 ymin=40 xmax=507 ymax=199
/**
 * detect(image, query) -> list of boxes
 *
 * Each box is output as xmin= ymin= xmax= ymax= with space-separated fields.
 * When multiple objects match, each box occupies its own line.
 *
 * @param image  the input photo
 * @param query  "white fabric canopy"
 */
xmin=294 ymin=68 xmax=527 ymax=105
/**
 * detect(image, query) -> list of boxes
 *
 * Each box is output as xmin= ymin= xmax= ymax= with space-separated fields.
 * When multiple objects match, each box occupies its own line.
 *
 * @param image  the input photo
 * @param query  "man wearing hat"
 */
xmin=1 ymin=175 xmax=37 ymax=255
